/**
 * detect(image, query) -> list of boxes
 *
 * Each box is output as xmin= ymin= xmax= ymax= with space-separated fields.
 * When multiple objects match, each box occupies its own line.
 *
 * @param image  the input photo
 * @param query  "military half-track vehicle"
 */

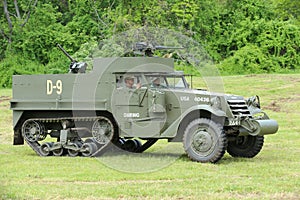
xmin=10 ymin=43 xmax=278 ymax=163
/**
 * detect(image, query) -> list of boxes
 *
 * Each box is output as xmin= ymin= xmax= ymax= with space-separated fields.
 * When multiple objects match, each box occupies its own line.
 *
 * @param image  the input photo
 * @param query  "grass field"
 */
xmin=0 ymin=74 xmax=299 ymax=199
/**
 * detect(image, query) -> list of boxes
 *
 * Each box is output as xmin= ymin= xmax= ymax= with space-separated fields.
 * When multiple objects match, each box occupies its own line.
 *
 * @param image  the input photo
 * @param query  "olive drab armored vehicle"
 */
xmin=10 ymin=43 xmax=278 ymax=163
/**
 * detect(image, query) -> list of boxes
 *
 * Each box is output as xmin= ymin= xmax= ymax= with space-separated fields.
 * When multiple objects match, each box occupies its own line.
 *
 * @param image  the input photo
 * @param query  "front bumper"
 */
xmin=239 ymin=119 xmax=279 ymax=136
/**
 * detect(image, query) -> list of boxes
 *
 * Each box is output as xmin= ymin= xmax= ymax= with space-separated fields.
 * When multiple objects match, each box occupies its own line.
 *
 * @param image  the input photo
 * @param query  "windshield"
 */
xmin=145 ymin=75 xmax=189 ymax=89
xmin=115 ymin=73 xmax=191 ymax=89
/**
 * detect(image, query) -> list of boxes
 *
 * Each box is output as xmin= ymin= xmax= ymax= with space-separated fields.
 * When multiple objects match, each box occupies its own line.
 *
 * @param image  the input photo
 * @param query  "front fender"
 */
xmin=182 ymin=105 xmax=227 ymax=118
xmin=161 ymin=105 xmax=226 ymax=138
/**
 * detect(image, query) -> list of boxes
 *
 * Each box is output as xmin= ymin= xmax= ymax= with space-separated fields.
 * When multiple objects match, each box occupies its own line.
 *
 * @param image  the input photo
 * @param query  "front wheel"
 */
xmin=183 ymin=118 xmax=227 ymax=163
xmin=227 ymin=135 xmax=264 ymax=158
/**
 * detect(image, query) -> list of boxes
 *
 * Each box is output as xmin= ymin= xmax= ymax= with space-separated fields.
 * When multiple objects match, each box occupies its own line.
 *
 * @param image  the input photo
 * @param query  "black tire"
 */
xmin=123 ymin=139 xmax=141 ymax=152
xmin=227 ymin=135 xmax=264 ymax=158
xmin=183 ymin=118 xmax=227 ymax=163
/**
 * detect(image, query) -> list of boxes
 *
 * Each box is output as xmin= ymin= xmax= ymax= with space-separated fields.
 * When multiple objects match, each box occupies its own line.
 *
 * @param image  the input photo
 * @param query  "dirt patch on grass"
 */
xmin=264 ymin=95 xmax=300 ymax=112
xmin=0 ymin=96 xmax=11 ymax=103
xmin=264 ymin=101 xmax=281 ymax=112
xmin=0 ymin=96 xmax=11 ymax=109
xmin=0 ymin=96 xmax=11 ymax=104
xmin=245 ymin=74 xmax=258 ymax=78
xmin=284 ymin=76 xmax=300 ymax=83
xmin=282 ymin=95 xmax=300 ymax=103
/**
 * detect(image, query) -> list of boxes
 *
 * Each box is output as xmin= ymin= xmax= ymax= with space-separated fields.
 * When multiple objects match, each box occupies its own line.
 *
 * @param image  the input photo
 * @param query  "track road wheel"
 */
xmin=68 ymin=143 xmax=81 ymax=157
xmin=183 ymin=118 xmax=227 ymax=163
xmin=52 ymin=143 xmax=65 ymax=156
xmin=40 ymin=142 xmax=53 ymax=156
xmin=53 ymin=148 xmax=64 ymax=156
xmin=81 ymin=142 xmax=97 ymax=157
xmin=227 ymin=135 xmax=264 ymax=158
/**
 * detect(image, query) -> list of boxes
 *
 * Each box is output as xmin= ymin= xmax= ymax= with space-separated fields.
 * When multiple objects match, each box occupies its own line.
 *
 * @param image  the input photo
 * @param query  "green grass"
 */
xmin=1 ymin=74 xmax=300 ymax=199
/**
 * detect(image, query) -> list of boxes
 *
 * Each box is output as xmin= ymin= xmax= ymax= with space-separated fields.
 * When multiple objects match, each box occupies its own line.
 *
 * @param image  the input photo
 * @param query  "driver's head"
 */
xmin=151 ymin=77 xmax=160 ymax=86
xmin=124 ymin=76 xmax=135 ymax=88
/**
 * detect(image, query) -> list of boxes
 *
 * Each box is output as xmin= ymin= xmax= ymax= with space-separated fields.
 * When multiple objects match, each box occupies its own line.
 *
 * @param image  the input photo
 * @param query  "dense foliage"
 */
xmin=0 ymin=0 xmax=300 ymax=87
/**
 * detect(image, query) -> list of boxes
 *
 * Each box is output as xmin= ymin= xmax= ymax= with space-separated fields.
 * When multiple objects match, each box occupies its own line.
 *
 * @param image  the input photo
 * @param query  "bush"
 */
xmin=218 ymin=44 xmax=278 ymax=75
xmin=0 ymin=54 xmax=44 ymax=88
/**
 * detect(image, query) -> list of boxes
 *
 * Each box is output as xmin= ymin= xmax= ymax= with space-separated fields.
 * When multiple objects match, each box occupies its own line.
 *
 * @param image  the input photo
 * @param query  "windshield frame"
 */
xmin=144 ymin=73 xmax=190 ymax=89
xmin=114 ymin=71 xmax=192 ymax=89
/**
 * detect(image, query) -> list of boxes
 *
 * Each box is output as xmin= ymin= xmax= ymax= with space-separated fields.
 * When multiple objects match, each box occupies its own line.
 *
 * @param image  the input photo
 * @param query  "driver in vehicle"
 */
xmin=150 ymin=77 xmax=166 ymax=88
xmin=124 ymin=75 xmax=141 ymax=89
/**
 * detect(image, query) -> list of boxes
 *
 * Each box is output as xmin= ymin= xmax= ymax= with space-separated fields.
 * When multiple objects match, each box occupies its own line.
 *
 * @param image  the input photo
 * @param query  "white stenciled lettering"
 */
xmin=123 ymin=113 xmax=140 ymax=118
xmin=180 ymin=96 xmax=190 ymax=101
xmin=229 ymin=119 xmax=240 ymax=126
xmin=47 ymin=80 xmax=53 ymax=95
xmin=46 ymin=80 xmax=63 ymax=95
xmin=194 ymin=96 xmax=210 ymax=103
xmin=56 ymin=80 xmax=62 ymax=94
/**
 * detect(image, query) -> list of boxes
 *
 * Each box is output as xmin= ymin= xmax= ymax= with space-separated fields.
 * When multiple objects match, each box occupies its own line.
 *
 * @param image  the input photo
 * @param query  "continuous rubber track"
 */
xmin=135 ymin=139 xmax=158 ymax=153
xmin=23 ymin=117 xmax=157 ymax=157
xmin=24 ymin=138 xmax=43 ymax=156
xmin=23 ymin=117 xmax=113 ymax=157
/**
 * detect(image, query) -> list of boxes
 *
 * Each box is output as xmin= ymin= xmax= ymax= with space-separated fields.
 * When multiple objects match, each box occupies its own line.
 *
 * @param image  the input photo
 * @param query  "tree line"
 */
xmin=0 ymin=0 xmax=300 ymax=87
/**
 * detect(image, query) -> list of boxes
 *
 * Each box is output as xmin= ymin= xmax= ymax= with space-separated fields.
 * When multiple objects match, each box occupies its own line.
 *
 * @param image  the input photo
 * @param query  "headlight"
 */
xmin=211 ymin=96 xmax=222 ymax=110
xmin=246 ymin=95 xmax=261 ymax=108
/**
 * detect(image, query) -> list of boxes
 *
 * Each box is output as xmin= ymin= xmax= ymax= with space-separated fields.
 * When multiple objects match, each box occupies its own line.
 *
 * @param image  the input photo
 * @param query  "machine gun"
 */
xmin=57 ymin=44 xmax=87 ymax=73
xmin=132 ymin=42 xmax=184 ymax=57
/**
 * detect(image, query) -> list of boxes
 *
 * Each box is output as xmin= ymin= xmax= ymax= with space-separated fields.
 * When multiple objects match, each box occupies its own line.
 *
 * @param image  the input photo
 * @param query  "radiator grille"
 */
xmin=227 ymin=99 xmax=251 ymax=117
